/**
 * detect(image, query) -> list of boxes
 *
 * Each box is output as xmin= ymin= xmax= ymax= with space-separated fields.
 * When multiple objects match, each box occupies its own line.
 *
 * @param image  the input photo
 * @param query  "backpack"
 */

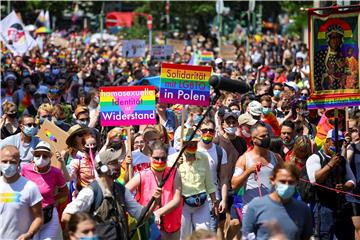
xmin=297 ymin=153 xmax=324 ymax=203
xmin=88 ymin=180 xmax=129 ymax=240
xmin=215 ymin=144 xmax=223 ymax=185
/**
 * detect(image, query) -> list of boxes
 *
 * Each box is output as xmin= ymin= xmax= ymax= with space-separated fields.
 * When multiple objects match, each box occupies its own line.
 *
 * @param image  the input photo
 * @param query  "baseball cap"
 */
xmin=96 ymin=148 xmax=124 ymax=166
xmin=284 ymin=81 xmax=299 ymax=92
xmin=75 ymin=106 xmax=89 ymax=118
xmin=248 ymin=101 xmax=263 ymax=117
xmin=179 ymin=128 xmax=200 ymax=142
xmin=4 ymin=72 xmax=17 ymax=82
xmin=224 ymin=112 xmax=238 ymax=121
xmin=33 ymin=141 xmax=52 ymax=153
xmin=326 ymin=129 xmax=345 ymax=141
xmin=238 ymin=113 xmax=258 ymax=126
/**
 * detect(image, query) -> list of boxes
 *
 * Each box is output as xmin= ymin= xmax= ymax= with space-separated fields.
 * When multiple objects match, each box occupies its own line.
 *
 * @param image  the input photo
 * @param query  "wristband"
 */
xmin=27 ymin=231 xmax=34 ymax=238
xmin=327 ymin=163 xmax=334 ymax=169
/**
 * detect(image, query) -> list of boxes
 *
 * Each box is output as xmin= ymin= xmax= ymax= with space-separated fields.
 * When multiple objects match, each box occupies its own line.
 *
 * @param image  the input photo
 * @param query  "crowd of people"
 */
xmin=0 ymin=21 xmax=360 ymax=240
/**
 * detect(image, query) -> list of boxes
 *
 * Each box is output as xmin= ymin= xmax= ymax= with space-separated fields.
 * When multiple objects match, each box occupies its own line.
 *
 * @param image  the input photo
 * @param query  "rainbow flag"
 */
xmin=307 ymin=95 xmax=360 ymax=109
xmin=100 ymin=86 xmax=156 ymax=127
xmin=199 ymin=51 xmax=214 ymax=62
xmin=159 ymin=63 xmax=211 ymax=107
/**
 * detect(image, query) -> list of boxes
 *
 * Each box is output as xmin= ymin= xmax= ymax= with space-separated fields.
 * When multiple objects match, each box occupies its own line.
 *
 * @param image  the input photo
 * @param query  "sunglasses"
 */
xmin=79 ymin=118 xmax=90 ymax=121
xmin=152 ymin=156 xmax=167 ymax=161
xmin=201 ymin=128 xmax=215 ymax=134
xmin=301 ymin=93 xmax=308 ymax=97
xmin=24 ymin=123 xmax=37 ymax=127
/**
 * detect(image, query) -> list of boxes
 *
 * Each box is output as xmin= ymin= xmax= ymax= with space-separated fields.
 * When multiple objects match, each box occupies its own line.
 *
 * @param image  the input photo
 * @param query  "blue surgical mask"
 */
xmin=273 ymin=90 xmax=281 ymax=98
xmin=224 ymin=127 xmax=237 ymax=135
xmin=262 ymin=107 xmax=271 ymax=115
xmin=24 ymin=126 xmax=38 ymax=137
xmin=194 ymin=115 xmax=202 ymax=125
xmin=78 ymin=120 xmax=89 ymax=127
xmin=275 ymin=182 xmax=295 ymax=199
xmin=55 ymin=119 xmax=64 ymax=125
xmin=84 ymin=86 xmax=91 ymax=93
xmin=0 ymin=163 xmax=18 ymax=178
xmin=79 ymin=236 xmax=99 ymax=240
xmin=52 ymin=68 xmax=60 ymax=75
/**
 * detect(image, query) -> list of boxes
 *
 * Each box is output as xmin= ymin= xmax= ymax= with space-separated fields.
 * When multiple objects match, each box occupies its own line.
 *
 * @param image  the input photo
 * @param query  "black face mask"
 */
xmin=84 ymin=146 xmax=97 ymax=156
xmin=111 ymin=142 xmax=122 ymax=150
xmin=256 ymin=136 xmax=271 ymax=149
xmin=7 ymin=113 xmax=17 ymax=119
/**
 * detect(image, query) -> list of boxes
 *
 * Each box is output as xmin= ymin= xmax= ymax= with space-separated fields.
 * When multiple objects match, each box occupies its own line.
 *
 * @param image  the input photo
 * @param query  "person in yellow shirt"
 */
xmin=168 ymin=128 xmax=218 ymax=240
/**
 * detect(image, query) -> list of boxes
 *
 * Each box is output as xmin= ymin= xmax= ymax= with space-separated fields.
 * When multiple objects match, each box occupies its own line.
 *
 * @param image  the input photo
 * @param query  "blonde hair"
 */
xmin=2 ymin=101 xmax=16 ymax=113
xmin=37 ymin=103 xmax=54 ymax=115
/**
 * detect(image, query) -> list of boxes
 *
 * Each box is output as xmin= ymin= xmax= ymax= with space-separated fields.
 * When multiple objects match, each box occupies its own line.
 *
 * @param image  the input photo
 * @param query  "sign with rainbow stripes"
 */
xmin=159 ymin=63 xmax=211 ymax=106
xmin=200 ymin=51 xmax=214 ymax=62
xmin=100 ymin=86 xmax=156 ymax=126
xmin=308 ymin=8 xmax=360 ymax=109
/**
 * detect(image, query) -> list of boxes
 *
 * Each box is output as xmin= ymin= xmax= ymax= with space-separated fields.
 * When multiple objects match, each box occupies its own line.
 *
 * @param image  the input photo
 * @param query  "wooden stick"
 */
xmin=345 ymin=107 xmax=349 ymax=133
xmin=180 ymin=105 xmax=185 ymax=149
xmin=126 ymin=127 xmax=133 ymax=180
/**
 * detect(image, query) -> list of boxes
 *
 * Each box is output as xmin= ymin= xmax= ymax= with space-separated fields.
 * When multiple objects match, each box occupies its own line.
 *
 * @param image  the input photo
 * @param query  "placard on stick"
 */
xmin=100 ymin=86 xmax=156 ymax=126
xmin=38 ymin=119 xmax=69 ymax=168
xmin=159 ymin=63 xmax=211 ymax=106
xmin=122 ymin=40 xmax=146 ymax=58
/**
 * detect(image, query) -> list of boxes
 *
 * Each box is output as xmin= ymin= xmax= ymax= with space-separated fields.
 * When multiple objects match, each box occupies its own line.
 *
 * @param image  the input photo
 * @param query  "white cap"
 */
xmin=215 ymin=58 xmax=223 ymax=64
xmin=248 ymin=101 xmax=263 ymax=117
xmin=284 ymin=81 xmax=299 ymax=92
xmin=34 ymin=141 xmax=51 ymax=153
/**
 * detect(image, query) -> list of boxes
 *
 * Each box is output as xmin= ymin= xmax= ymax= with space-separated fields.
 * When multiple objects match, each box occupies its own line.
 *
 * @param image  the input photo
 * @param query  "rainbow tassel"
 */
xmin=45 ymin=129 xmax=57 ymax=142
xmin=262 ymin=112 xmax=281 ymax=136
xmin=121 ymin=129 xmax=127 ymax=141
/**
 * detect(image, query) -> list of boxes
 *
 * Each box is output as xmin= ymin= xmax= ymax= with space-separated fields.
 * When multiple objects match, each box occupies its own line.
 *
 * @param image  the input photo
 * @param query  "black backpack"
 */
xmin=215 ymin=144 xmax=223 ymax=184
xmin=88 ymin=180 xmax=129 ymax=240
xmin=297 ymin=153 xmax=324 ymax=203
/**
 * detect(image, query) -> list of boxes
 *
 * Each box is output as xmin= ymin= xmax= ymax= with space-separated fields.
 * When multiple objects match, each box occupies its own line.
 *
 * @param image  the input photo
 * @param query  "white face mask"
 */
xmin=0 ymin=163 xmax=18 ymax=178
xmin=224 ymin=127 xmax=237 ymax=135
xmin=33 ymin=156 xmax=50 ymax=168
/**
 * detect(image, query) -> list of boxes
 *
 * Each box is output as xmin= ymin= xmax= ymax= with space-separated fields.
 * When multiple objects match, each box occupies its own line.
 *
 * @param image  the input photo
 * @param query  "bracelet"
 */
xmin=327 ymin=163 xmax=334 ymax=169
xmin=27 ymin=231 xmax=34 ymax=238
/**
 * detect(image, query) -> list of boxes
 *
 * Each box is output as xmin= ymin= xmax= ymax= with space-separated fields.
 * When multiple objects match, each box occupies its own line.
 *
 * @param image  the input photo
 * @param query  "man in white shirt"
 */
xmin=0 ymin=145 xmax=43 ymax=240
xmin=197 ymin=119 xmax=228 ymax=239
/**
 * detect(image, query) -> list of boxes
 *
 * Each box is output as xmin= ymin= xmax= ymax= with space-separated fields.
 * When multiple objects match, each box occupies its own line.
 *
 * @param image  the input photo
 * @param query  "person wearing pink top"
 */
xmin=21 ymin=141 xmax=68 ymax=240
xmin=126 ymin=141 xmax=182 ymax=240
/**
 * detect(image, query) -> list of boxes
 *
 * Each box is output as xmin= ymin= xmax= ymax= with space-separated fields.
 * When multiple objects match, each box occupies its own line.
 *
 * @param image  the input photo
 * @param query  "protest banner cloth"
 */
xmin=199 ymin=51 xmax=214 ymax=62
xmin=159 ymin=63 xmax=212 ymax=107
xmin=100 ymin=86 xmax=156 ymax=127
xmin=152 ymin=45 xmax=173 ymax=60
xmin=220 ymin=44 xmax=237 ymax=61
xmin=122 ymin=39 xmax=146 ymax=58
xmin=307 ymin=6 xmax=360 ymax=109
xmin=166 ymin=38 xmax=186 ymax=53
xmin=0 ymin=11 xmax=37 ymax=55
xmin=38 ymin=119 xmax=69 ymax=168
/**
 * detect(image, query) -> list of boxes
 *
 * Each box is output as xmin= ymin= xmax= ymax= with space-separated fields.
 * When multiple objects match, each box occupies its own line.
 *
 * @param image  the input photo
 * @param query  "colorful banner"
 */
xmin=220 ymin=44 xmax=237 ymax=61
xmin=199 ymin=51 xmax=214 ymax=62
xmin=100 ymin=86 xmax=156 ymax=126
xmin=308 ymin=7 xmax=360 ymax=109
xmin=159 ymin=63 xmax=211 ymax=106
xmin=122 ymin=40 xmax=146 ymax=58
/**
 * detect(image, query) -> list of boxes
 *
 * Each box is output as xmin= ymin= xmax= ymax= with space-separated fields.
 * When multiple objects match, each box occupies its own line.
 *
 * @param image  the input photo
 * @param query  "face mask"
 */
xmin=7 ymin=113 xmax=17 ymax=119
xmin=52 ymin=68 xmax=60 ymax=75
xmin=111 ymin=142 xmax=122 ymax=150
xmin=78 ymin=120 xmax=89 ymax=127
xmin=260 ymin=77 xmax=265 ymax=82
xmin=275 ymin=182 xmax=296 ymax=200
xmin=0 ymin=163 xmax=18 ymax=178
xmin=79 ymin=236 xmax=99 ymax=240
xmin=224 ymin=127 xmax=237 ymax=135
xmin=273 ymin=90 xmax=281 ymax=98
xmin=151 ymin=161 xmax=167 ymax=172
xmin=84 ymin=147 xmax=97 ymax=156
xmin=256 ymin=136 xmax=271 ymax=149
xmin=282 ymin=138 xmax=295 ymax=147
xmin=94 ymin=96 xmax=100 ymax=104
xmin=84 ymin=86 xmax=91 ymax=93
xmin=201 ymin=133 xmax=214 ymax=144
xmin=262 ymin=107 xmax=271 ymax=115
xmin=194 ymin=115 xmax=202 ymax=125
xmin=185 ymin=145 xmax=197 ymax=155
xmin=54 ymin=119 xmax=64 ymax=125
xmin=33 ymin=156 xmax=50 ymax=168
xmin=49 ymin=98 xmax=60 ymax=105
xmin=109 ymin=167 xmax=120 ymax=180
xmin=232 ymin=110 xmax=241 ymax=115
xmin=23 ymin=126 xmax=38 ymax=137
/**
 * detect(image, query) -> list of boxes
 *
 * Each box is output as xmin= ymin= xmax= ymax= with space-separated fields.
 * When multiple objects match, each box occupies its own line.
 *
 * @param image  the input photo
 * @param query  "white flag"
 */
xmin=45 ymin=10 xmax=50 ymax=28
xmin=0 ymin=11 xmax=36 ymax=55
xmin=36 ymin=36 xmax=43 ymax=52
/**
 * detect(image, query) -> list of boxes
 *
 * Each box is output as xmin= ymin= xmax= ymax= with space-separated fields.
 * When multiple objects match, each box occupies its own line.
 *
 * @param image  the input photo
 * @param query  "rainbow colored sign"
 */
xmin=159 ymin=63 xmax=212 ymax=106
xmin=100 ymin=86 xmax=156 ymax=126
xmin=200 ymin=51 xmax=214 ymax=62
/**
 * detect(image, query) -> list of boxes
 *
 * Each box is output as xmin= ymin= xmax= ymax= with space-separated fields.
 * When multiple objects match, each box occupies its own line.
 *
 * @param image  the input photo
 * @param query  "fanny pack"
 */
xmin=43 ymin=204 xmax=54 ymax=224
xmin=184 ymin=192 xmax=207 ymax=207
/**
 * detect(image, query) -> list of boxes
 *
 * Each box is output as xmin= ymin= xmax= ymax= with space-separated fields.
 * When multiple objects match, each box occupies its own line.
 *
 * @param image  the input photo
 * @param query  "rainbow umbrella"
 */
xmin=35 ymin=26 xmax=52 ymax=34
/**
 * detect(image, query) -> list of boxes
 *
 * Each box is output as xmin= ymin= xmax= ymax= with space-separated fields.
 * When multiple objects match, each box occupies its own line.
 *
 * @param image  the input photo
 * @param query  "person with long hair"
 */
xmin=0 ymin=101 xmax=20 ymax=139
